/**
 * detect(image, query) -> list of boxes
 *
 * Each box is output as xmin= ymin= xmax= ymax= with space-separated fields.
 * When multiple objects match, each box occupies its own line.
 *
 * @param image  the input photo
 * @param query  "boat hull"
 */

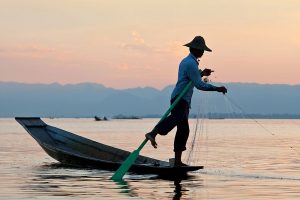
xmin=15 ymin=117 xmax=203 ymax=176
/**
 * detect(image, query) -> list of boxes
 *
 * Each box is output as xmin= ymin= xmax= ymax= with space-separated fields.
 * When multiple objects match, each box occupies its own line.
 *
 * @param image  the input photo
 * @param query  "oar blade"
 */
xmin=111 ymin=149 xmax=140 ymax=180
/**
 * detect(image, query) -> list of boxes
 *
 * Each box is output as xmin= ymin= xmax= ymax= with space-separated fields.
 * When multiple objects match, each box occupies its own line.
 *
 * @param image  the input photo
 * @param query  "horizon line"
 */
xmin=1 ymin=80 xmax=300 ymax=90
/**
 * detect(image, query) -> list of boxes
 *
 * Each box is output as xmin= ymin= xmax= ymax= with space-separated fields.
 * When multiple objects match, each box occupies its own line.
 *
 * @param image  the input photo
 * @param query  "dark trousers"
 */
xmin=154 ymin=97 xmax=190 ymax=152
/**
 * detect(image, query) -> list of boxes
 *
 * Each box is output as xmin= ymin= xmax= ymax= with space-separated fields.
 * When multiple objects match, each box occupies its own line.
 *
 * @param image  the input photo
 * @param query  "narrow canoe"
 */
xmin=15 ymin=117 xmax=203 ymax=177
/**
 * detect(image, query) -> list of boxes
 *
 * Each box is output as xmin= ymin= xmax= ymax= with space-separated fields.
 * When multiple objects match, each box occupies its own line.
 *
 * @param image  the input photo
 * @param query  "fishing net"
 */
xmin=184 ymin=88 xmax=299 ymax=167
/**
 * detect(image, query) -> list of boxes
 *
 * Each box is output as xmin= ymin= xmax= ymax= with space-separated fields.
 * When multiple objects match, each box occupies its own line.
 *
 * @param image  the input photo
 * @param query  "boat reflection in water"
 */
xmin=23 ymin=163 xmax=202 ymax=199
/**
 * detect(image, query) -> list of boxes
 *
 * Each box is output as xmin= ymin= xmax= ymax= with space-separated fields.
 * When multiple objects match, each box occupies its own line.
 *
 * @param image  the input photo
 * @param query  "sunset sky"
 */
xmin=1 ymin=1 xmax=299 ymax=89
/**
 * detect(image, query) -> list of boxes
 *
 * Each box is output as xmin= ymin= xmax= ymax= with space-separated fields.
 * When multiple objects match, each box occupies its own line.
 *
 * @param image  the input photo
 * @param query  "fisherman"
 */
xmin=145 ymin=36 xmax=227 ymax=166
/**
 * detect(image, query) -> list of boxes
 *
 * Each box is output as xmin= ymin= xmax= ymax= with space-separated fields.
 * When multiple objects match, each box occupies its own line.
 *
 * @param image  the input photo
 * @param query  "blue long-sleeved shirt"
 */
xmin=171 ymin=53 xmax=217 ymax=107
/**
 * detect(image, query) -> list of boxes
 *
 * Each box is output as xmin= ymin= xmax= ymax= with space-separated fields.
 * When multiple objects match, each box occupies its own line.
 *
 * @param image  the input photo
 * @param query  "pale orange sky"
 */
xmin=0 ymin=1 xmax=299 ymax=89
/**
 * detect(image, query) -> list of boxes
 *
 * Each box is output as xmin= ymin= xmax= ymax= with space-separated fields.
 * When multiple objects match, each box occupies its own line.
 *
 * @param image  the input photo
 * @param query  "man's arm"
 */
xmin=187 ymin=63 xmax=227 ymax=94
xmin=187 ymin=63 xmax=217 ymax=91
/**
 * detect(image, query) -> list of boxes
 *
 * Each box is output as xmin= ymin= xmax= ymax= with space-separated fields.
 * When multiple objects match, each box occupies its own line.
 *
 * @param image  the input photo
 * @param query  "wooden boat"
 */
xmin=15 ymin=117 xmax=203 ymax=177
xmin=94 ymin=116 xmax=108 ymax=121
xmin=94 ymin=116 xmax=102 ymax=121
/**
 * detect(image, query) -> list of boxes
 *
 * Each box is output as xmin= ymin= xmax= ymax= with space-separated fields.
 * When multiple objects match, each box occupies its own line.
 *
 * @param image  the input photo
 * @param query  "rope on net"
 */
xmin=224 ymin=95 xmax=299 ymax=154
xmin=185 ymin=91 xmax=209 ymax=165
xmin=184 ymin=88 xmax=299 ymax=170
xmin=184 ymin=91 xmax=249 ymax=167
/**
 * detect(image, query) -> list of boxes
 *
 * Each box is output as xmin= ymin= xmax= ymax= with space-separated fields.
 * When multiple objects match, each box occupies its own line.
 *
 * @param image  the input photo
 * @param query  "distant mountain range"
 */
xmin=1 ymin=81 xmax=300 ymax=118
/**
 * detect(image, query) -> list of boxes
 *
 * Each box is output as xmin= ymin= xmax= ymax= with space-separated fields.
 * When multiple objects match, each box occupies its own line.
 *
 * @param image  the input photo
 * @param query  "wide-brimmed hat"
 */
xmin=183 ymin=36 xmax=212 ymax=52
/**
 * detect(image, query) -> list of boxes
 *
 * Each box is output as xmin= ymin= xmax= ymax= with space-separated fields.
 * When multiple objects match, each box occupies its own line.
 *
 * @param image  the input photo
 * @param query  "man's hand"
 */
xmin=201 ymin=68 xmax=214 ymax=77
xmin=216 ymin=86 xmax=227 ymax=94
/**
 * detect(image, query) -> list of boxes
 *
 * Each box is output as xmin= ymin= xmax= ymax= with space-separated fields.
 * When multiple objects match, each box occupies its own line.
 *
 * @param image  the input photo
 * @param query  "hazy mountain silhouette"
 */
xmin=0 ymin=81 xmax=299 ymax=118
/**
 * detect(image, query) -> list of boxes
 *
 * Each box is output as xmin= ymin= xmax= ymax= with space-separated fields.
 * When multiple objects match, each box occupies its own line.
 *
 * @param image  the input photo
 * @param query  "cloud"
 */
xmin=17 ymin=44 xmax=56 ymax=53
xmin=121 ymin=43 xmax=154 ymax=53
xmin=120 ymin=31 xmax=155 ymax=54
xmin=120 ymin=31 xmax=177 ymax=55
xmin=165 ymin=41 xmax=187 ymax=57
xmin=120 ymin=31 xmax=187 ymax=57
xmin=131 ymin=31 xmax=145 ymax=44
xmin=0 ymin=44 xmax=58 ymax=59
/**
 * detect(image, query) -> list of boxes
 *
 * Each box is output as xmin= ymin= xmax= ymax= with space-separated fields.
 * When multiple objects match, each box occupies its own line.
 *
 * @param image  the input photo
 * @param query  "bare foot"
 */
xmin=145 ymin=132 xmax=157 ymax=149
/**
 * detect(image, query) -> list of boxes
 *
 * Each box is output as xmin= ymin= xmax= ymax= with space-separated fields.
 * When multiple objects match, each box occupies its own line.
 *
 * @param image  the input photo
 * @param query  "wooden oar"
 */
xmin=111 ymin=81 xmax=193 ymax=180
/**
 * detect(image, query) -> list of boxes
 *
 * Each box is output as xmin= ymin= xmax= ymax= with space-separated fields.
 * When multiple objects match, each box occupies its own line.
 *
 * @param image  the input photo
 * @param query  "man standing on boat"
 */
xmin=145 ymin=36 xmax=227 ymax=166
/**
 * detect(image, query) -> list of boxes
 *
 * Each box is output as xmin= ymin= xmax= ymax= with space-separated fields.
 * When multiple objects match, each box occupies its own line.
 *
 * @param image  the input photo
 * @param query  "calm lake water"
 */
xmin=1 ymin=118 xmax=300 ymax=199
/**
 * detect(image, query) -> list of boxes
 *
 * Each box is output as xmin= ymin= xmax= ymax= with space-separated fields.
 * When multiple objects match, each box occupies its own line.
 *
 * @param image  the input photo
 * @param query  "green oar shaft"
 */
xmin=111 ymin=81 xmax=192 ymax=180
xmin=137 ymin=81 xmax=192 ymax=151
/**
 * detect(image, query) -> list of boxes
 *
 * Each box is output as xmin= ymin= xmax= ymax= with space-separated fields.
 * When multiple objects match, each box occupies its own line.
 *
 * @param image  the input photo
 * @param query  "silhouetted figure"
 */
xmin=146 ymin=36 xmax=227 ymax=166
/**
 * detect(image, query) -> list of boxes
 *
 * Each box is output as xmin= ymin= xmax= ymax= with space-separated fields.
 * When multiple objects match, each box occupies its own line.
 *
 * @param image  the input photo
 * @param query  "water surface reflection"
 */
xmin=22 ymin=163 xmax=202 ymax=199
xmin=3 ymin=118 xmax=300 ymax=199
